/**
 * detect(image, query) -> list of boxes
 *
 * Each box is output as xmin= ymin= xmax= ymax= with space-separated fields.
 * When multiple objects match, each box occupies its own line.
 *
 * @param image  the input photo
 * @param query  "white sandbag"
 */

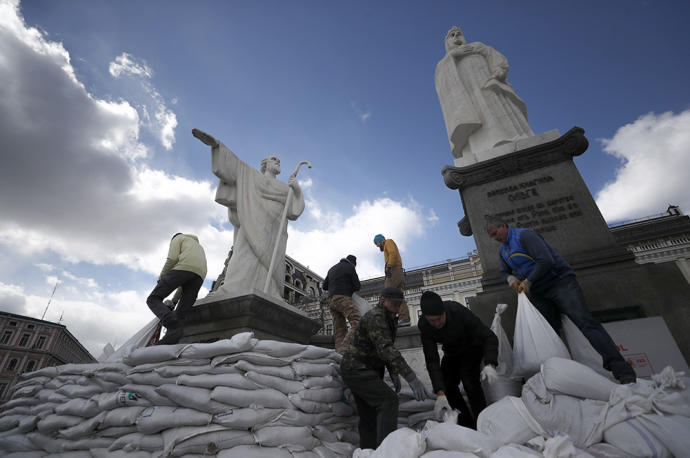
xmin=103 ymin=317 xmax=161 ymax=363
xmin=93 ymin=450 xmax=151 ymax=458
xmin=603 ymin=416 xmax=670 ymax=458
xmin=36 ymin=414 xmax=83 ymax=433
xmin=407 ymin=410 xmax=436 ymax=427
xmin=636 ymin=413 xmax=690 ymax=458
xmin=108 ymin=432 xmax=164 ymax=452
xmin=482 ymin=375 xmax=523 ymax=405
xmin=213 ymin=408 xmax=282 ymax=428
xmin=24 ymin=431 xmax=66 ymax=453
xmin=562 ymin=316 xmax=613 ymax=380
xmin=127 ymin=371 xmax=177 ymax=386
xmin=368 ymin=427 xmax=425 ymax=458
xmin=161 ymin=425 xmax=254 ymax=456
xmin=97 ymin=390 xmax=154 ymax=411
xmin=321 ymin=441 xmax=357 ymax=457
xmin=254 ymin=425 xmax=319 ymax=451
xmin=123 ymin=343 xmax=187 ymax=366
xmin=234 ymin=360 xmax=297 ymax=379
xmin=128 ymin=358 xmax=208 ymax=374
xmin=424 ymin=422 xmax=500 ymax=458
xmin=218 ymin=445 xmax=293 ymax=457
xmin=522 ymin=374 xmax=607 ymax=448
xmin=5 ymin=452 xmax=48 ymax=458
xmin=11 ymin=376 xmax=50 ymax=391
xmin=477 ymin=396 xmax=545 ymax=446
xmin=101 ymin=406 xmax=146 ymax=428
xmin=609 ymin=368 xmax=690 ymax=418
xmin=353 ymin=448 xmax=374 ymax=458
xmin=541 ymin=357 xmax=616 ymax=401
xmin=254 ymin=339 xmax=307 ymax=358
xmin=55 ymin=383 xmax=104 ymax=399
xmin=334 ymin=428 xmax=359 ymax=446
xmin=212 ymin=352 xmax=291 ymax=367
xmin=399 ymin=398 xmax=436 ymax=413
xmin=97 ymin=425 xmax=137 ymax=437
xmin=246 ymin=371 xmax=305 ymax=394
xmin=330 ymin=401 xmax=355 ymax=417
xmin=421 ymin=451 xmax=480 ymax=458
xmin=0 ymin=433 xmax=43 ymax=452
xmin=512 ymin=293 xmax=570 ymax=378
xmin=155 ymin=363 xmax=239 ymax=378
xmin=51 ymin=452 xmax=95 ymax=458
xmin=289 ymin=393 xmax=333 ymax=413
xmin=272 ymin=409 xmax=330 ymax=427
xmin=54 ymin=398 xmax=100 ymax=418
xmin=177 ymin=373 xmax=259 ymax=390
xmin=299 ymin=387 xmax=343 ymax=403
xmin=293 ymin=361 xmax=338 ymax=377
xmin=57 ymin=411 xmax=106 ymax=439
xmin=155 ymin=384 xmax=233 ymax=414
xmin=36 ymin=389 xmax=69 ymax=403
xmin=62 ymin=437 xmax=114 ymax=451
xmin=179 ymin=333 xmax=256 ymax=359
xmin=98 ymin=371 xmax=129 ymax=385
xmin=0 ymin=417 xmax=20 ymax=432
xmin=136 ymin=406 xmax=212 ymax=434
xmin=10 ymin=384 xmax=43 ymax=398
xmin=491 ymin=303 xmax=513 ymax=377
xmin=211 ymin=386 xmax=291 ymax=409
xmin=0 ymin=415 xmax=38 ymax=435
xmin=303 ymin=375 xmax=341 ymax=389
xmin=292 ymin=451 xmax=320 ymax=458
xmin=120 ymin=384 xmax=177 ymax=406
xmin=352 ymin=293 xmax=373 ymax=318
xmin=312 ymin=425 xmax=338 ymax=443
xmin=585 ymin=443 xmax=638 ymax=458
xmin=297 ymin=346 xmax=338 ymax=361
xmin=489 ymin=444 xmax=542 ymax=457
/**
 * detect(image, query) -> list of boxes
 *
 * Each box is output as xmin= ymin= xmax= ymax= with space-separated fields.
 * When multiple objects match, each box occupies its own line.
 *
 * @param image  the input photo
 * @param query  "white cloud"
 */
xmin=0 ymin=281 xmax=27 ymax=315
xmin=108 ymin=52 xmax=153 ymax=78
xmin=288 ymin=197 xmax=434 ymax=279
xmin=155 ymin=103 xmax=177 ymax=150
xmin=596 ymin=110 xmax=690 ymax=222
xmin=359 ymin=112 xmax=372 ymax=122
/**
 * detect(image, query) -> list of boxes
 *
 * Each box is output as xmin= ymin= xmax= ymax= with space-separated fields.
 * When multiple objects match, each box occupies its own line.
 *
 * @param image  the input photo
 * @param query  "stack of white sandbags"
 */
xmin=355 ymin=357 xmax=690 ymax=458
xmin=0 ymin=332 xmax=359 ymax=457
xmin=396 ymin=390 xmax=436 ymax=429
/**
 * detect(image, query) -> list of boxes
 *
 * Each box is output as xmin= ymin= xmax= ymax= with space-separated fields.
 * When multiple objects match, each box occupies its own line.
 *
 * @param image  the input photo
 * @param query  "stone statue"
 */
xmin=193 ymin=129 xmax=306 ymax=300
xmin=435 ymin=26 xmax=534 ymax=163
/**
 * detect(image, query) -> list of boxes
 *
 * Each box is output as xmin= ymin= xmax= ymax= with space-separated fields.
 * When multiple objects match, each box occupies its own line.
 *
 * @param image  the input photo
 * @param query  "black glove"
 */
xmin=385 ymin=267 xmax=392 ymax=278
xmin=390 ymin=373 xmax=401 ymax=393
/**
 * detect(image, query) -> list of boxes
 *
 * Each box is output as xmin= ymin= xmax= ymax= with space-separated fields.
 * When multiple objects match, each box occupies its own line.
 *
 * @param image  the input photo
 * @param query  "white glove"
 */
xmin=518 ymin=279 xmax=531 ymax=294
xmin=480 ymin=365 xmax=498 ymax=385
xmin=433 ymin=395 xmax=451 ymax=421
xmin=404 ymin=373 xmax=434 ymax=401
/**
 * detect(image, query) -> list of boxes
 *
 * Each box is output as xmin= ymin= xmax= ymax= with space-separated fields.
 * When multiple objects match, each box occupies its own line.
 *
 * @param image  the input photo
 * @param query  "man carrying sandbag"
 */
xmin=418 ymin=290 xmax=499 ymax=429
xmin=322 ymin=254 xmax=361 ymax=353
xmin=341 ymin=287 xmax=433 ymax=449
xmin=486 ymin=217 xmax=636 ymax=384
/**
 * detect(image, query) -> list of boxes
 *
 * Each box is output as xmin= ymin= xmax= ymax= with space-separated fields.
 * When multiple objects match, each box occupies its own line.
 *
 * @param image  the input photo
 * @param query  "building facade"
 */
xmin=0 ymin=312 xmax=95 ymax=403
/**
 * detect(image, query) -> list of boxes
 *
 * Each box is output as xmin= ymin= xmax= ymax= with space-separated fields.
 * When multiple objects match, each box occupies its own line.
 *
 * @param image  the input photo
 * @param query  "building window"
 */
xmin=0 ymin=330 xmax=12 ymax=345
xmin=0 ymin=383 xmax=7 ymax=398
xmin=26 ymin=360 xmax=36 ymax=372
xmin=35 ymin=335 xmax=46 ymax=349
xmin=7 ymin=358 xmax=18 ymax=372
xmin=9 ymin=321 xmax=17 ymax=327
xmin=325 ymin=324 xmax=333 ymax=335
xmin=18 ymin=333 xmax=31 ymax=347
xmin=27 ymin=324 xmax=35 ymax=329
xmin=309 ymin=287 xmax=315 ymax=296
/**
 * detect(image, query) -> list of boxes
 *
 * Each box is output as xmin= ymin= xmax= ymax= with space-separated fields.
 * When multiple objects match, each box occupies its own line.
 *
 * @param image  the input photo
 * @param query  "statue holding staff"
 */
xmin=193 ymin=128 xmax=306 ymax=300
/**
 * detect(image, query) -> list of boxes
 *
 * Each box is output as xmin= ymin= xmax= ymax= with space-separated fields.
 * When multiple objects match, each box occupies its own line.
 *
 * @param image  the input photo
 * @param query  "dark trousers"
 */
xmin=527 ymin=275 xmax=636 ymax=382
xmin=441 ymin=353 xmax=486 ymax=429
xmin=342 ymin=369 xmax=398 ymax=449
xmin=146 ymin=270 xmax=203 ymax=328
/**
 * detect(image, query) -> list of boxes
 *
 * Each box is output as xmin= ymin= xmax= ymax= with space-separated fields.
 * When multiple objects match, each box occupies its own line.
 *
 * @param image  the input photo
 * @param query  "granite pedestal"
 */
xmin=176 ymin=291 xmax=321 ymax=344
xmin=442 ymin=127 xmax=690 ymax=363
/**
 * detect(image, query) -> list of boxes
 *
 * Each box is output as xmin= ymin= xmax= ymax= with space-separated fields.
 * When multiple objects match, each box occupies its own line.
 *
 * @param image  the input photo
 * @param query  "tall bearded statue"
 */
xmin=435 ymin=26 xmax=534 ymax=164
xmin=193 ymin=129 xmax=305 ymax=300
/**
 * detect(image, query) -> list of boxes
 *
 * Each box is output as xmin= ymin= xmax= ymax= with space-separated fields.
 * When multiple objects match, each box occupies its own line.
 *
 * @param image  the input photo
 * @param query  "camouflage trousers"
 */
xmin=328 ymin=295 xmax=361 ymax=354
xmin=384 ymin=266 xmax=410 ymax=321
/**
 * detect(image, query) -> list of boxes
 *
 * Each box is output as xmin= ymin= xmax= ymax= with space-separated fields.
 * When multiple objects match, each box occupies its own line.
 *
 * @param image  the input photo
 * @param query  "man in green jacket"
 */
xmin=341 ymin=287 xmax=433 ymax=449
xmin=147 ymin=233 xmax=207 ymax=345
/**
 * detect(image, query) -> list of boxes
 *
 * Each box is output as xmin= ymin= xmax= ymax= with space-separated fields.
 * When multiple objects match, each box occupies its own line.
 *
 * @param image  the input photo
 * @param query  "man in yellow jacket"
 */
xmin=147 ymin=233 xmax=207 ymax=344
xmin=373 ymin=234 xmax=411 ymax=325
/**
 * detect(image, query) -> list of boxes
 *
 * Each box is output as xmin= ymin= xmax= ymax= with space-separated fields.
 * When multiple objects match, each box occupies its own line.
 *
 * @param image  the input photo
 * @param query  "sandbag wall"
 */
xmin=0 ymin=332 xmax=359 ymax=457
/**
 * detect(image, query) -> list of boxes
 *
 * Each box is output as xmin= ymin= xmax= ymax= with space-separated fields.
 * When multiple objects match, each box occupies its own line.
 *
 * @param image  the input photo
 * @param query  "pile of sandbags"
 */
xmin=0 ymin=332 xmax=359 ymax=457
xmin=396 ymin=390 xmax=436 ymax=429
xmin=355 ymin=357 xmax=690 ymax=458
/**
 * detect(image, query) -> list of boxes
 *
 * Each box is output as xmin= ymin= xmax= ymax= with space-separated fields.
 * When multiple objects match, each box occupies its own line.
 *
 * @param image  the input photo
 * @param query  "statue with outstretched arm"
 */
xmin=193 ymin=128 xmax=306 ymax=300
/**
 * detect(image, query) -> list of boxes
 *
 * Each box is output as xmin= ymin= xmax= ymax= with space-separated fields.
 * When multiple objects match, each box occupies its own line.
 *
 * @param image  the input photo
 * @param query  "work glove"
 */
xmin=480 ymin=364 xmax=498 ymax=385
xmin=518 ymin=279 xmax=531 ymax=294
xmin=404 ymin=372 xmax=434 ymax=401
xmin=433 ymin=395 xmax=451 ymax=421
xmin=385 ymin=267 xmax=392 ymax=278
xmin=507 ymin=275 xmax=521 ymax=293
xmin=389 ymin=371 xmax=401 ymax=393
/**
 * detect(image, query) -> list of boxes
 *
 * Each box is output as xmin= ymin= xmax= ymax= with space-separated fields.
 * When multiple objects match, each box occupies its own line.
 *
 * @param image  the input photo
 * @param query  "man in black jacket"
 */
xmin=418 ymin=290 xmax=499 ymax=429
xmin=323 ymin=254 xmax=361 ymax=353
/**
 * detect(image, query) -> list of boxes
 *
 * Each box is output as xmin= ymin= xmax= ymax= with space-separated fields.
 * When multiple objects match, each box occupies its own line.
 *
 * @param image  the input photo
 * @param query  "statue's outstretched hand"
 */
xmin=288 ymin=175 xmax=299 ymax=190
xmin=192 ymin=128 xmax=219 ymax=147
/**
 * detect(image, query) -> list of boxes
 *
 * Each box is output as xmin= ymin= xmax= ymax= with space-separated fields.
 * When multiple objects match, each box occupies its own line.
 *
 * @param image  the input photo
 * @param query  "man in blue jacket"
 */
xmin=486 ymin=217 xmax=636 ymax=384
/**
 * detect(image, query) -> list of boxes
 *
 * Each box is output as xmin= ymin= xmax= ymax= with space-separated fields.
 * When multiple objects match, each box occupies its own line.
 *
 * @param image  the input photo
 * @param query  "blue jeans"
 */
xmin=528 ymin=275 xmax=636 ymax=382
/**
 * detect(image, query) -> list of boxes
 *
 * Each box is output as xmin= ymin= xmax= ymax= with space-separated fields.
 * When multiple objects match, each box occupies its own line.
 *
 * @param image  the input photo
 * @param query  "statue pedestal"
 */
xmin=177 ymin=290 xmax=321 ymax=344
xmin=442 ymin=127 xmax=690 ymax=363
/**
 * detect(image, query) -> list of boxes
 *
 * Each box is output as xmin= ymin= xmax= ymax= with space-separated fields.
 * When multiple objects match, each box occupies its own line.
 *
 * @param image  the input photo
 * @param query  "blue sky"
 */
xmin=1 ymin=0 xmax=689 ymax=356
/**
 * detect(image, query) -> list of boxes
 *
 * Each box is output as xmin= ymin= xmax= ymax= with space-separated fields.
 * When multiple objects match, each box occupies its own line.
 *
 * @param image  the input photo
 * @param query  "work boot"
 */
xmin=157 ymin=318 xmax=183 ymax=345
xmin=610 ymin=360 xmax=637 ymax=384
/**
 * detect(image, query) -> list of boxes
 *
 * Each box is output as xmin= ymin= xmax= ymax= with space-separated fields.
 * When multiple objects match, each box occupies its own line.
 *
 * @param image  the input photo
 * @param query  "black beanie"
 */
xmin=420 ymin=291 xmax=445 ymax=316
xmin=346 ymin=255 xmax=357 ymax=266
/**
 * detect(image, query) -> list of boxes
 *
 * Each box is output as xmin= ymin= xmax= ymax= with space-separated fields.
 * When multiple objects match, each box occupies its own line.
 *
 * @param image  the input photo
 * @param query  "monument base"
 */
xmin=177 ymin=291 xmax=321 ymax=344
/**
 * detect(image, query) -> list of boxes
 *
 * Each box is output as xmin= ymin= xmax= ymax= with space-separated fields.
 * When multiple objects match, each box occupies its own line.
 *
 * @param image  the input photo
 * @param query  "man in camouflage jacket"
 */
xmin=340 ymin=287 xmax=432 ymax=449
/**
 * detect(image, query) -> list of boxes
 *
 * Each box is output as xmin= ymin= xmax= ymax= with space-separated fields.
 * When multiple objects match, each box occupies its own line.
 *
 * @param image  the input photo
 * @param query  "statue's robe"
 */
xmin=210 ymin=142 xmax=305 ymax=299
xmin=435 ymin=41 xmax=534 ymax=161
